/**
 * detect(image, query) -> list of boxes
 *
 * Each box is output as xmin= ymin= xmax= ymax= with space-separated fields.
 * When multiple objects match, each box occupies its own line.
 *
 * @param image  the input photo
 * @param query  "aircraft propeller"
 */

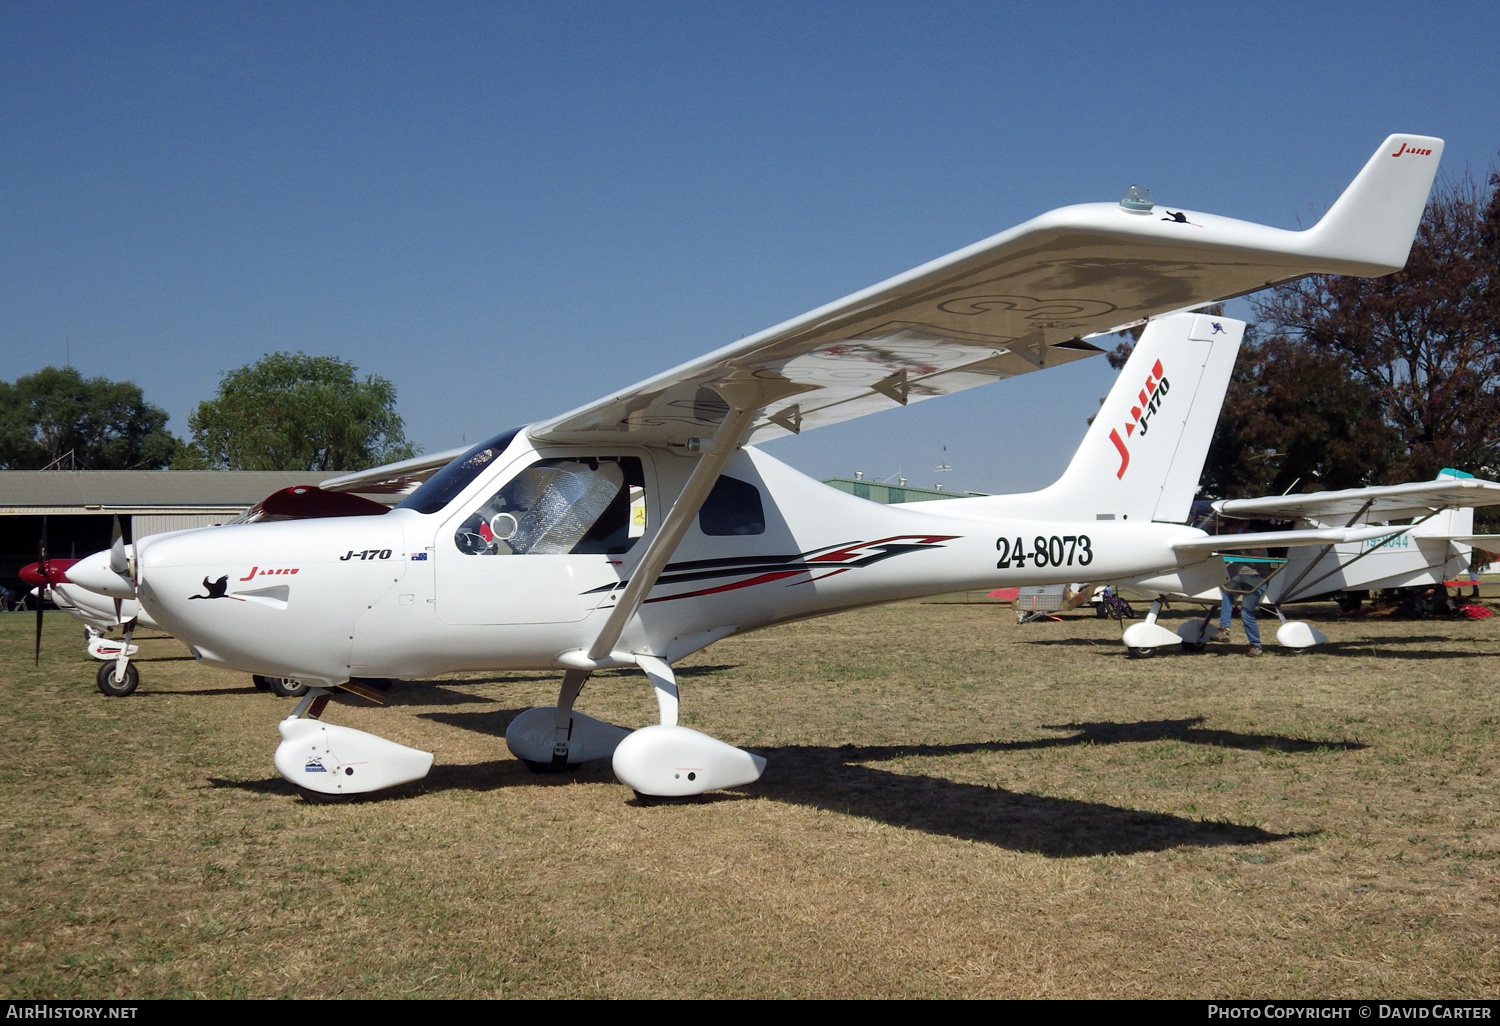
xmin=35 ymin=519 xmax=47 ymax=665
xmin=108 ymin=516 xmax=130 ymax=622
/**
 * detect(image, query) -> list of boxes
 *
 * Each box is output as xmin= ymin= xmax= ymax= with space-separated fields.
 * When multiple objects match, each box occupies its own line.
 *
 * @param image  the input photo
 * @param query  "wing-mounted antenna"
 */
xmin=576 ymin=375 xmax=790 ymax=664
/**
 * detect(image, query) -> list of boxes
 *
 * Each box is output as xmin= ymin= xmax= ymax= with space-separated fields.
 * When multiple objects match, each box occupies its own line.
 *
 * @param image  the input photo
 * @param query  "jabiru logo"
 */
xmin=1107 ymin=358 xmax=1170 ymax=480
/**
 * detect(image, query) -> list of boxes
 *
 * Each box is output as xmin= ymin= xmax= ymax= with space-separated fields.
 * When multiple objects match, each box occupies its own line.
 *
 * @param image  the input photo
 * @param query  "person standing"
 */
xmin=1213 ymin=528 xmax=1273 ymax=656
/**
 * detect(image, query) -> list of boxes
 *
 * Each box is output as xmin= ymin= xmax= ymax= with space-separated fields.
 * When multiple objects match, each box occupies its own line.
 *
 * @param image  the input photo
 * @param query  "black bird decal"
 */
xmin=189 ymin=575 xmax=230 ymax=600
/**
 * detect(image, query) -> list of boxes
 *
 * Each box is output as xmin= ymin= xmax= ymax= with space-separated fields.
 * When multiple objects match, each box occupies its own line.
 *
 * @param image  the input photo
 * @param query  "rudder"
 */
xmin=1018 ymin=312 xmax=1244 ymax=523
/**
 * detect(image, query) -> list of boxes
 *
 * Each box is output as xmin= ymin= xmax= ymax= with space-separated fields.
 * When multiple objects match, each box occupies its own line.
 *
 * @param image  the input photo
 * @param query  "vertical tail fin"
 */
xmin=984 ymin=312 xmax=1244 ymax=523
xmin=1410 ymin=469 xmax=1477 ymax=539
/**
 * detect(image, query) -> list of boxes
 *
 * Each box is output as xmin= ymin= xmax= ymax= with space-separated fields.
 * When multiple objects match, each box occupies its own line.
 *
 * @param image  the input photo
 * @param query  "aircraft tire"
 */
xmin=254 ymin=675 xmax=309 ymax=698
xmin=96 ymin=661 xmax=139 ymax=697
xmin=1126 ymin=646 xmax=1156 ymax=659
xmin=523 ymin=759 xmax=580 ymax=774
xmin=631 ymin=791 xmax=703 ymax=806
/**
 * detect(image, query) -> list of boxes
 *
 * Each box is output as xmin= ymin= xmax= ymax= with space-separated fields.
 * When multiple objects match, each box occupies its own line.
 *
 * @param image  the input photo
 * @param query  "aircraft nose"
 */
xmin=65 ymin=550 xmax=136 ymax=600
xmin=19 ymin=558 xmax=79 ymax=587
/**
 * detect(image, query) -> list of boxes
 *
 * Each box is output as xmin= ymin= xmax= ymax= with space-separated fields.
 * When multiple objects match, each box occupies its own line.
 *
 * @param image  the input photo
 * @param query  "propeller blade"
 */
xmin=110 ymin=517 xmax=128 ymax=576
xmin=34 ymin=518 xmax=47 ymax=666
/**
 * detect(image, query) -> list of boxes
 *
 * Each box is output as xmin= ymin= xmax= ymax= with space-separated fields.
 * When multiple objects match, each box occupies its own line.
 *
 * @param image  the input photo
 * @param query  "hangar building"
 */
xmin=0 ymin=470 xmax=345 ymax=596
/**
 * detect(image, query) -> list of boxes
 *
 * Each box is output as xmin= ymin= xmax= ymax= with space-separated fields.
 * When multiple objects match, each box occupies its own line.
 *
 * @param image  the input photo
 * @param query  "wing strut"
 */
xmin=583 ymin=379 xmax=769 ymax=662
xmin=1278 ymin=512 xmax=1437 ymax=603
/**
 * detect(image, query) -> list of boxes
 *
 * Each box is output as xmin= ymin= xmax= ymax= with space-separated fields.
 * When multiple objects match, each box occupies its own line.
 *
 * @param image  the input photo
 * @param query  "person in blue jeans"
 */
xmin=1214 ymin=556 xmax=1272 ymax=657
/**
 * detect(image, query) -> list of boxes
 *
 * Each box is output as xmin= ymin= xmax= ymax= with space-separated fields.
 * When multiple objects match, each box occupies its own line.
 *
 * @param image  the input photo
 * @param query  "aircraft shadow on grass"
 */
xmin=213 ymin=694 xmax=1349 ymax=852
xmin=1019 ymin=635 xmax=1494 ymax=661
xmin=418 ymin=664 xmax=737 ymax=689
xmin=747 ymin=752 xmax=1303 ymax=857
xmin=369 ymin=711 xmax=1327 ymax=856
xmin=214 ymin=746 xmax=1303 ymax=856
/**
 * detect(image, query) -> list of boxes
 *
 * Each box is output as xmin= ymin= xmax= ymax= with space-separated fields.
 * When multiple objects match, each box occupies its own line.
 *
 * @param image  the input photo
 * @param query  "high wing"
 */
xmin=530 ymin=134 xmax=1442 ymax=450
xmin=1214 ymin=476 xmax=1500 ymax=523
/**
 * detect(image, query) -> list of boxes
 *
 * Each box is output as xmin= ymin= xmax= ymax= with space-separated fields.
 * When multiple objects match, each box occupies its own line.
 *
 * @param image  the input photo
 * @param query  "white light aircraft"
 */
xmin=52 ymin=486 xmax=396 ymax=696
xmin=1116 ymin=470 xmax=1500 ymax=656
xmin=69 ymin=135 xmax=1442 ymax=798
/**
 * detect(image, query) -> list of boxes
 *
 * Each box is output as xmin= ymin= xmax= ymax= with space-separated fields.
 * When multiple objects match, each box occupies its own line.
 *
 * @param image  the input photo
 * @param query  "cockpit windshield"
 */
xmin=396 ymin=427 xmax=523 ymax=515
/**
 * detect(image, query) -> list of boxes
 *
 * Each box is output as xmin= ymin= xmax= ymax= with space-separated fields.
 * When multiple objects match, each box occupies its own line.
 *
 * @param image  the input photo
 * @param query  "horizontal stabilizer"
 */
xmin=1449 ymin=535 xmax=1500 ymax=549
xmin=1174 ymin=524 xmax=1408 ymax=556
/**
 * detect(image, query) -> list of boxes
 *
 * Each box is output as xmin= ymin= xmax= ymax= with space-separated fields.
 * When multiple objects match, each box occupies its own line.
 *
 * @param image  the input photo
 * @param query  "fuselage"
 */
xmin=137 ymin=434 xmax=1209 ymax=685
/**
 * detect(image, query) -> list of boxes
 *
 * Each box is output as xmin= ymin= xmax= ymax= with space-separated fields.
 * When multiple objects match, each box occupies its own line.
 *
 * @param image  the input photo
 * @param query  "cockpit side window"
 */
xmin=698 ymin=475 xmax=765 ymax=536
xmin=455 ymin=456 xmax=647 ymax=556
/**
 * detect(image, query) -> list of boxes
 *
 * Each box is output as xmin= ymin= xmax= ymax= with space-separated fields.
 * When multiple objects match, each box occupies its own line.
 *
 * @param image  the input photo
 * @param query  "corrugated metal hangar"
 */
xmin=0 ymin=470 xmax=345 ymax=596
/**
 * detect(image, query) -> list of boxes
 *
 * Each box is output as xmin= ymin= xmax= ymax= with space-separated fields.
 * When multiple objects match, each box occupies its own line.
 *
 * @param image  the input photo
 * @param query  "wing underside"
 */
xmin=531 ymin=134 xmax=1443 ymax=449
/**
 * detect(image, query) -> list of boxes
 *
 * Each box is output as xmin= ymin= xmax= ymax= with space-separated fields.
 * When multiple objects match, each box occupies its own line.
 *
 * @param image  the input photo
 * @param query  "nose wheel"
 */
xmin=253 ymin=674 xmax=310 ymax=698
xmin=96 ymin=660 xmax=139 ymax=697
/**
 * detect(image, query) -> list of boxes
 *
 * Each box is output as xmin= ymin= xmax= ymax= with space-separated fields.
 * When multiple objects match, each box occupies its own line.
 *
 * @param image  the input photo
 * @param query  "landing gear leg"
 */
xmin=505 ymin=669 xmax=630 ymax=771
xmin=612 ymin=654 xmax=765 ymax=798
xmin=534 ymin=668 xmax=594 ymax=772
xmin=639 ymin=654 xmax=679 ymax=727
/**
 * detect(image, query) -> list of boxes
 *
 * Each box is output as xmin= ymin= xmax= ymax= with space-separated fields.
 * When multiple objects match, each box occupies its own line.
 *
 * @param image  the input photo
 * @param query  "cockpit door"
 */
xmin=433 ymin=453 xmax=651 ymax=626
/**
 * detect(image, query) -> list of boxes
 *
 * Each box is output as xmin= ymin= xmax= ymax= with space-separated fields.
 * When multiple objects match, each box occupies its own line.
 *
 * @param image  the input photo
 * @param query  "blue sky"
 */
xmin=3 ymin=1 xmax=1497 ymax=493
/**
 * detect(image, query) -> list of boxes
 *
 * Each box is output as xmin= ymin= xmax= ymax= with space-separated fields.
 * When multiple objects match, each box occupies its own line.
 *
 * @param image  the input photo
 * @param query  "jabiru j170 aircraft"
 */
xmin=76 ymin=135 xmax=1443 ymax=798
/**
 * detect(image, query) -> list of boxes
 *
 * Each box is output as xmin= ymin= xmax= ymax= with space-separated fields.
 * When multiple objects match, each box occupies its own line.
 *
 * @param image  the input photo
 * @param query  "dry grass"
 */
xmin=1 ymin=600 xmax=1497 ymax=999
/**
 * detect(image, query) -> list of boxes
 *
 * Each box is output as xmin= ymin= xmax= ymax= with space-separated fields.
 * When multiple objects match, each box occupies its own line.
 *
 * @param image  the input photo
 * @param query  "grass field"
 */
xmin=1 ymin=600 xmax=1497 ymax=999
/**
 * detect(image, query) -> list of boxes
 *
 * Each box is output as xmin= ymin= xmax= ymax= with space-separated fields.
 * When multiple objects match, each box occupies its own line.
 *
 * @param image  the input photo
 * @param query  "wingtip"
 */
xmin=1305 ymin=134 xmax=1445 ymax=274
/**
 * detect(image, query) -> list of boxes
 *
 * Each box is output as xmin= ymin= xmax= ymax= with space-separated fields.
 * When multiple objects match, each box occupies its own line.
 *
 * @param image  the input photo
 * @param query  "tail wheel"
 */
xmin=1126 ymin=646 xmax=1156 ymax=659
xmin=253 ymin=675 xmax=309 ymax=698
xmin=96 ymin=661 xmax=139 ymax=697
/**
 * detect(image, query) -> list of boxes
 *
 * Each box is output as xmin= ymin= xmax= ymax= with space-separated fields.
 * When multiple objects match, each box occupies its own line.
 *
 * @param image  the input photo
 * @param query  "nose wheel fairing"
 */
xmin=274 ymin=713 xmax=434 ymax=795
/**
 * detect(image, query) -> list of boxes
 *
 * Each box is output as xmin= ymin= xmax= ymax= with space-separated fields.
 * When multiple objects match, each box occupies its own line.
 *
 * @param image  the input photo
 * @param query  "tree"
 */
xmin=1252 ymin=169 xmax=1500 ymax=484
xmin=1198 ymin=326 xmax=1403 ymax=499
xmin=0 ymin=367 xmax=180 ymax=470
xmin=177 ymin=352 xmax=417 ymax=471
